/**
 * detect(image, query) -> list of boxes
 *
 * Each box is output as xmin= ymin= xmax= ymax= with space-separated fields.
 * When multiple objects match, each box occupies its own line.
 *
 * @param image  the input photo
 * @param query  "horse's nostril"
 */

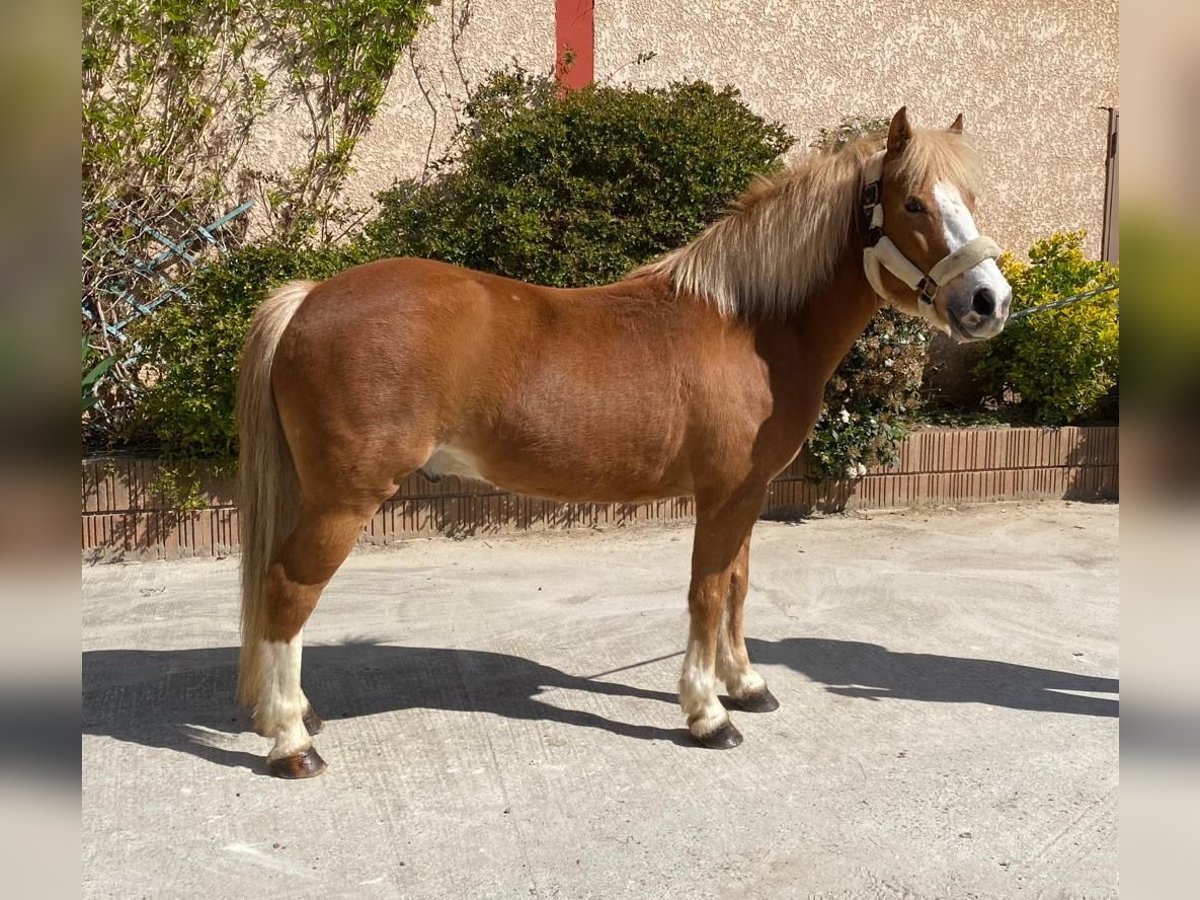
xmin=972 ymin=287 xmax=996 ymax=317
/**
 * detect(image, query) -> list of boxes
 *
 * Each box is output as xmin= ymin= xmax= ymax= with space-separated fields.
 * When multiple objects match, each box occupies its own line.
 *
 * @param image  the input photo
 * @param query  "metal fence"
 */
xmin=82 ymin=200 xmax=254 ymax=343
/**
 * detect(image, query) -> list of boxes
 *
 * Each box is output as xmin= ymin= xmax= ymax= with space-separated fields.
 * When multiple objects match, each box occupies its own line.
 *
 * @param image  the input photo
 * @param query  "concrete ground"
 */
xmin=82 ymin=501 xmax=1118 ymax=899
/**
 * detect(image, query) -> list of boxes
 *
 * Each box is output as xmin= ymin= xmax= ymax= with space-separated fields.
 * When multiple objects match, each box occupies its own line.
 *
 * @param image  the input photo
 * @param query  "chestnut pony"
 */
xmin=236 ymin=108 xmax=1011 ymax=777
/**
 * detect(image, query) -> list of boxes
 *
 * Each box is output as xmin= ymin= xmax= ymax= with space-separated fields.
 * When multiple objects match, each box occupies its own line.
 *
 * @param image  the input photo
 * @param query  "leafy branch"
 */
xmin=82 ymin=0 xmax=434 ymax=447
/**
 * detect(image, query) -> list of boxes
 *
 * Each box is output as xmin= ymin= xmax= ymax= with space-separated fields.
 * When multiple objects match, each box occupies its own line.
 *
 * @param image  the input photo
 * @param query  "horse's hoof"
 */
xmin=268 ymin=746 xmax=328 ymax=779
xmin=694 ymin=721 xmax=743 ymax=750
xmin=303 ymin=708 xmax=324 ymax=735
xmin=732 ymin=689 xmax=780 ymax=713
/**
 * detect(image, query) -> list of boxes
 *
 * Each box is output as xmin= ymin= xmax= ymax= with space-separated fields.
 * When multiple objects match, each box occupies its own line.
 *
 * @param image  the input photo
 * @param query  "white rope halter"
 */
xmin=860 ymin=150 xmax=1002 ymax=325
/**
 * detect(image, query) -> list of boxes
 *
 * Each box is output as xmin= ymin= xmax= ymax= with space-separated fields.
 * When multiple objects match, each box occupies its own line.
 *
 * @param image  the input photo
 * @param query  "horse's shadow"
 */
xmin=746 ymin=637 xmax=1119 ymax=718
xmin=81 ymin=643 xmax=687 ymax=773
xmin=82 ymin=636 xmax=1118 ymax=775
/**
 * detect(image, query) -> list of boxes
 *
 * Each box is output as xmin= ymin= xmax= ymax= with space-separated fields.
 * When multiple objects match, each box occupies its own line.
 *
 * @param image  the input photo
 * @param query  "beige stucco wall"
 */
xmin=349 ymin=2 xmax=556 ymax=202
xmin=594 ymin=0 xmax=1119 ymax=258
xmin=240 ymin=1 xmax=556 ymax=231
xmin=246 ymin=1 xmax=1118 ymax=259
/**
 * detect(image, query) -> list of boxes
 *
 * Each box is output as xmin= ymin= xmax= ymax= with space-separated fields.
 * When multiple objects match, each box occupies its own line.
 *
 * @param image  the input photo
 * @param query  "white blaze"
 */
xmin=931 ymin=182 xmax=1012 ymax=322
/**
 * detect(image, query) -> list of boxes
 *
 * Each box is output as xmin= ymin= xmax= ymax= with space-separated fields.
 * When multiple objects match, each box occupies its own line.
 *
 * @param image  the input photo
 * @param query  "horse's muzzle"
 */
xmin=946 ymin=289 xmax=1011 ymax=342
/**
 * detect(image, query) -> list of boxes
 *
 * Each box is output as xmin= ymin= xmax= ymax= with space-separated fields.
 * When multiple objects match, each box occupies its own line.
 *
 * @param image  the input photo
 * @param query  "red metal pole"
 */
xmin=555 ymin=0 xmax=594 ymax=91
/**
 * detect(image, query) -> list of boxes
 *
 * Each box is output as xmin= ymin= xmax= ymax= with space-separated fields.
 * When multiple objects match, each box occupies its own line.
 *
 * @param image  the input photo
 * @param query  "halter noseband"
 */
xmin=860 ymin=150 xmax=1001 ymax=323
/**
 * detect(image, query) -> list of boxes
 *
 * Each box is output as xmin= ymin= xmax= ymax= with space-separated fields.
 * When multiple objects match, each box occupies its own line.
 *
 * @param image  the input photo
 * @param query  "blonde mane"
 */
xmin=634 ymin=129 xmax=981 ymax=319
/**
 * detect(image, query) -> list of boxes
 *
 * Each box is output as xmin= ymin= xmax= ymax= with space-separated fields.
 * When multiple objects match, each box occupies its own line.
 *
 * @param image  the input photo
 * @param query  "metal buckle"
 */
xmin=918 ymin=277 xmax=939 ymax=304
xmin=862 ymin=181 xmax=882 ymax=236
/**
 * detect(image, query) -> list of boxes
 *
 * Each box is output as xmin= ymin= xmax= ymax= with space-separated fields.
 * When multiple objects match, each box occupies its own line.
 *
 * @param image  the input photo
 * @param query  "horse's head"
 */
xmin=864 ymin=107 xmax=1011 ymax=342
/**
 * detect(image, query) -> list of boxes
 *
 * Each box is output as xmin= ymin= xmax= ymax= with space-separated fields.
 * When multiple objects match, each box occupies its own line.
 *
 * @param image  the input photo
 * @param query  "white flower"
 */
xmin=839 ymin=408 xmax=851 ymax=424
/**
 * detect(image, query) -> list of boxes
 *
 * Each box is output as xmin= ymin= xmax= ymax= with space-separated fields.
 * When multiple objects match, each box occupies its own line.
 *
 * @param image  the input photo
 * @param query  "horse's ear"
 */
xmin=948 ymin=113 xmax=964 ymax=134
xmin=887 ymin=107 xmax=912 ymax=155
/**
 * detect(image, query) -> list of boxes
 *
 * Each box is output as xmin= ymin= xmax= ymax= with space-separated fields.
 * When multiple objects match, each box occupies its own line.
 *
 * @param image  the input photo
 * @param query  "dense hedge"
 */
xmin=806 ymin=309 xmax=930 ymax=479
xmin=133 ymin=243 xmax=364 ymax=458
xmin=363 ymin=70 xmax=793 ymax=285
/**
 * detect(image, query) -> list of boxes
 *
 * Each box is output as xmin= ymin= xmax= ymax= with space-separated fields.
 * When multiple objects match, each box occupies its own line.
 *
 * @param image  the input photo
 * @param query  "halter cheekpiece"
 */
xmin=860 ymin=150 xmax=1001 ymax=319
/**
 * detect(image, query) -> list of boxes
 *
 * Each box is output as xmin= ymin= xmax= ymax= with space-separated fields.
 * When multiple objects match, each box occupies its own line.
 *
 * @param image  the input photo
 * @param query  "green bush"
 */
xmin=806 ymin=309 xmax=931 ymax=479
xmin=133 ymin=71 xmax=792 ymax=459
xmin=363 ymin=70 xmax=793 ymax=284
xmin=974 ymin=231 xmax=1119 ymax=425
xmin=132 ymin=242 xmax=365 ymax=458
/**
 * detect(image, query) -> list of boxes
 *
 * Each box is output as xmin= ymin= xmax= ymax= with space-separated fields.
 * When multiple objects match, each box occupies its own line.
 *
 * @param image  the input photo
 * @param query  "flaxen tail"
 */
xmin=235 ymin=280 xmax=315 ymax=708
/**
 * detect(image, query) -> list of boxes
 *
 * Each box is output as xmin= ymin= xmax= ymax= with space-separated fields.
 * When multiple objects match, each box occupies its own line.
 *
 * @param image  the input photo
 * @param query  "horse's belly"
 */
xmin=421 ymin=444 xmax=493 ymax=484
xmin=420 ymin=440 xmax=691 ymax=503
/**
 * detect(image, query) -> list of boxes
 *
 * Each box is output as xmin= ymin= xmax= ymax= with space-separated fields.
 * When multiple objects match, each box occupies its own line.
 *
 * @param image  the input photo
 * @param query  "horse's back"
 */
xmin=281 ymin=257 xmax=526 ymax=348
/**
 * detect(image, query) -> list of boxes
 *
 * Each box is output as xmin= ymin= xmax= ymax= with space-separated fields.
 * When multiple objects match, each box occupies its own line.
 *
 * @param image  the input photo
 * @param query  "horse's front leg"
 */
xmin=716 ymin=531 xmax=779 ymax=712
xmin=680 ymin=498 xmax=763 ymax=748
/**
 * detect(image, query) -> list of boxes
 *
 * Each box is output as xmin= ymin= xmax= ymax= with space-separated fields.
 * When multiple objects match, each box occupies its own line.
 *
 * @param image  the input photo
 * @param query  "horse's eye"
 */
xmin=904 ymin=197 xmax=926 ymax=215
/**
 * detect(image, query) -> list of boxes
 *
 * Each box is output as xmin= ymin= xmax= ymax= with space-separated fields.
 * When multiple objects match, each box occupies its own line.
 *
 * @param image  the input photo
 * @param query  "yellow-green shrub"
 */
xmin=975 ymin=231 xmax=1118 ymax=425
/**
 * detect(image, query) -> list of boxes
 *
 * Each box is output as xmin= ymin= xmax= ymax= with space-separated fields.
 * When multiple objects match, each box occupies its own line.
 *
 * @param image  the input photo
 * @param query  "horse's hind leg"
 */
xmin=250 ymin=500 xmax=377 ymax=777
xmin=716 ymin=532 xmax=778 ymax=712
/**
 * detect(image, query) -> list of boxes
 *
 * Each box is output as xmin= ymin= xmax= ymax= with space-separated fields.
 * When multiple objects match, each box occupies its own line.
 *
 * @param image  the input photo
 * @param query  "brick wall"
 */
xmin=81 ymin=426 xmax=1117 ymax=561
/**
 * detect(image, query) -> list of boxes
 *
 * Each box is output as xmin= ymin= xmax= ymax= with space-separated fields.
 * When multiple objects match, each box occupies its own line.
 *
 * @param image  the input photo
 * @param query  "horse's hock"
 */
xmin=81 ymin=425 xmax=1118 ymax=561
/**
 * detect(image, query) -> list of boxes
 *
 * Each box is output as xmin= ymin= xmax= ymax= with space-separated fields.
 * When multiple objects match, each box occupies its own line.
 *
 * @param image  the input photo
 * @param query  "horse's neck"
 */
xmin=783 ymin=254 xmax=880 ymax=382
xmin=747 ymin=252 xmax=881 ymax=449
